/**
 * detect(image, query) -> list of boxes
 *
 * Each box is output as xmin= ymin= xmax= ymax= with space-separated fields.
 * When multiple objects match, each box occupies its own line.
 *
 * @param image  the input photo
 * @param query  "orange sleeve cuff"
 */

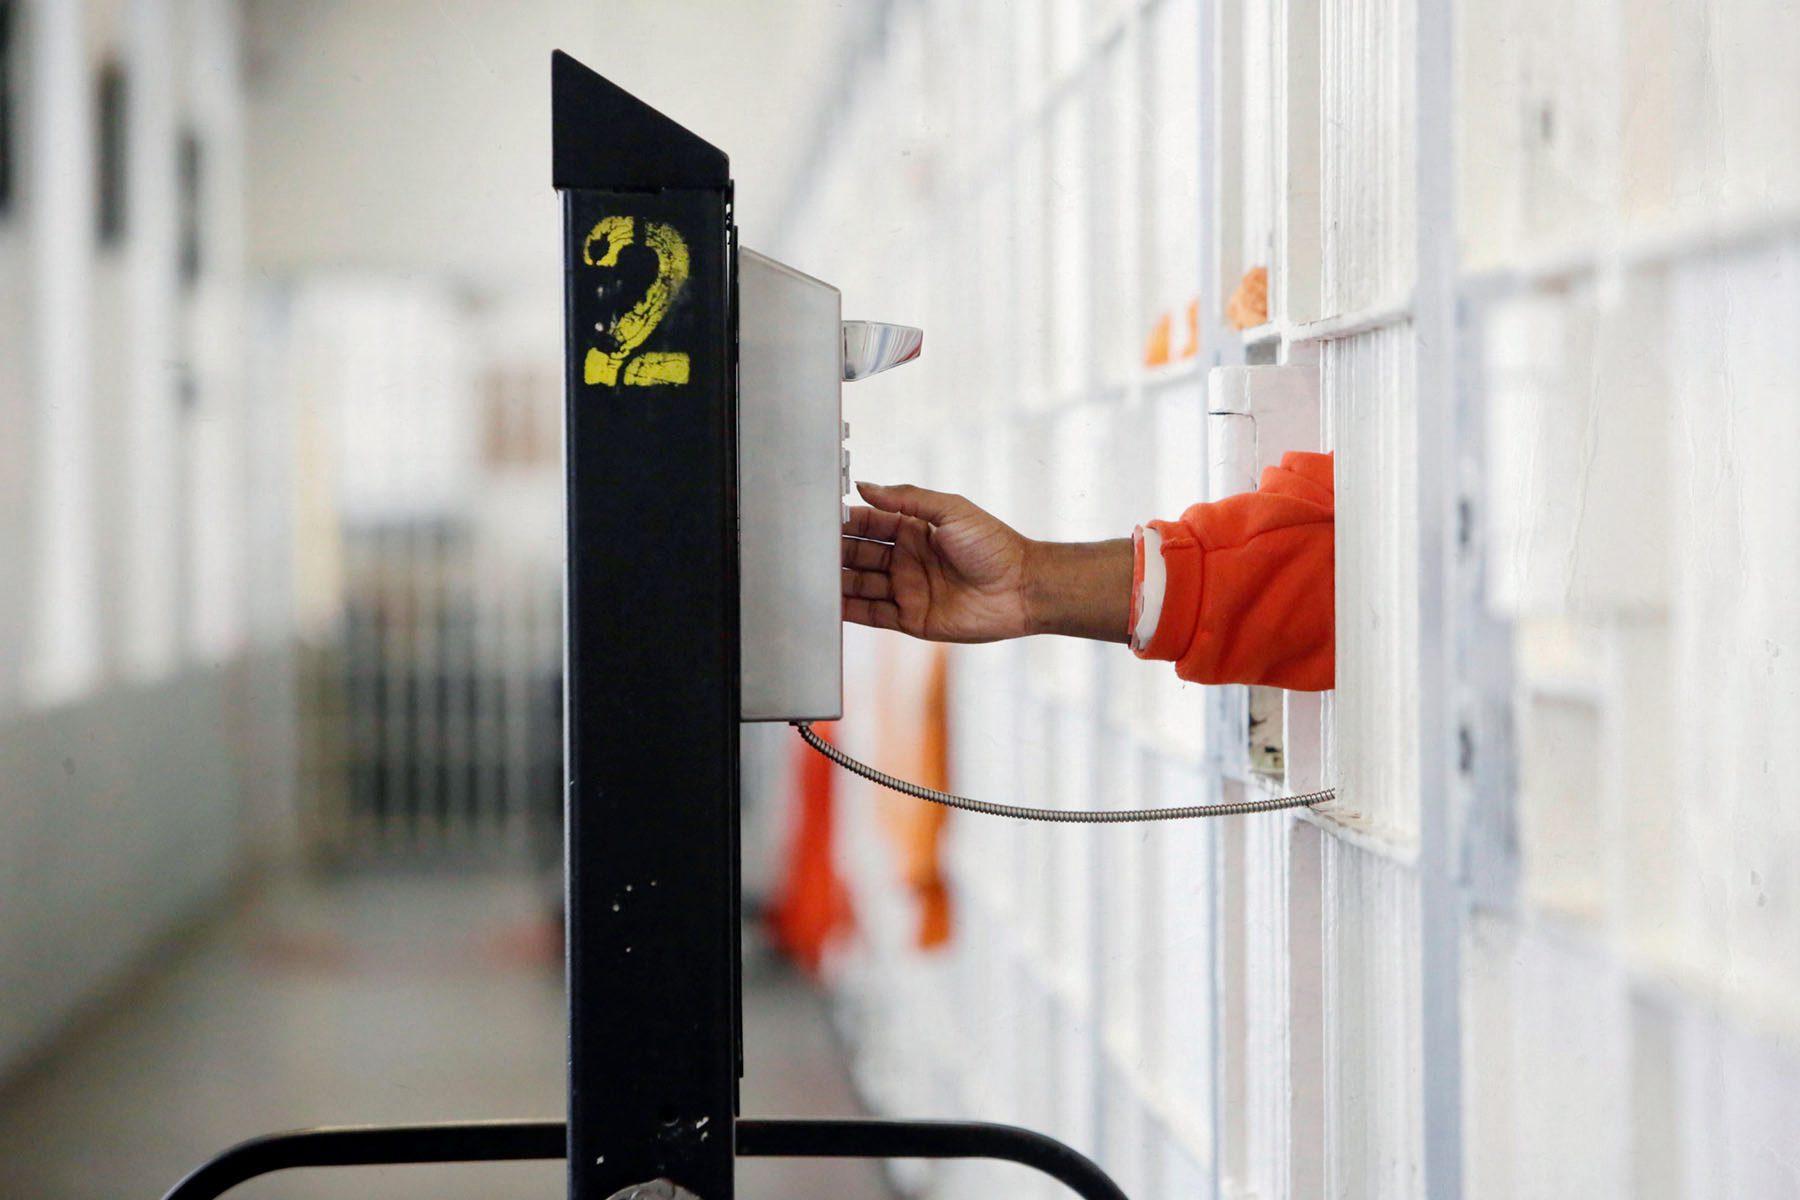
xmin=1131 ymin=451 xmax=1336 ymax=691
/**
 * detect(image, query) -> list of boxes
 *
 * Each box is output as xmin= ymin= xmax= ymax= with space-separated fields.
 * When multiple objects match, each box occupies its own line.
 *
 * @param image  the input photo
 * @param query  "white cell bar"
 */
xmin=1322 ymin=324 xmax=1420 ymax=846
xmin=1320 ymin=0 xmax=1417 ymax=318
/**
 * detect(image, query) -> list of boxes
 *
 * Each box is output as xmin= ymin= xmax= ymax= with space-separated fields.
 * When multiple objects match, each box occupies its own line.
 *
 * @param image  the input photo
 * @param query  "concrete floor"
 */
xmin=0 ymin=872 xmax=890 ymax=1200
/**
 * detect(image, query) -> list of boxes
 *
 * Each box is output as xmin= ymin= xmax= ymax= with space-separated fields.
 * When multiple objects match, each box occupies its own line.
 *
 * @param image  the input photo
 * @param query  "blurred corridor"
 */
xmin=0 ymin=1 xmax=877 ymax=1196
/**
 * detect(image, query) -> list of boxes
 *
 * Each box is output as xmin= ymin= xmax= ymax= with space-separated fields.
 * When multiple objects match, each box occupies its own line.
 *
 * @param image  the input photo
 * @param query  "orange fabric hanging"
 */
xmin=1142 ymin=310 xmax=1173 ymax=367
xmin=1179 ymin=297 xmax=1201 ymax=359
xmin=767 ymin=721 xmax=854 ymax=974
xmin=1142 ymin=298 xmax=1202 ymax=367
xmin=1225 ymin=265 xmax=1269 ymax=330
xmin=875 ymin=644 xmax=955 ymax=950
xmin=905 ymin=648 xmax=952 ymax=949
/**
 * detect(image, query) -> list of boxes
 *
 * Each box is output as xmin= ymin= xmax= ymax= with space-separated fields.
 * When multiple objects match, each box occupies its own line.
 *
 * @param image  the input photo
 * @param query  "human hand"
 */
xmin=841 ymin=483 xmax=1133 ymax=645
xmin=840 ymin=483 xmax=1033 ymax=643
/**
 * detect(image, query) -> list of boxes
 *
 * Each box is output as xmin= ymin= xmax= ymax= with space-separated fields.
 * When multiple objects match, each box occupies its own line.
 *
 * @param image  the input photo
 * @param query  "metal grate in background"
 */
xmin=340 ymin=521 xmax=559 ymax=861
xmin=276 ymin=278 xmax=566 ymax=869
xmin=298 ymin=524 xmax=562 ymax=867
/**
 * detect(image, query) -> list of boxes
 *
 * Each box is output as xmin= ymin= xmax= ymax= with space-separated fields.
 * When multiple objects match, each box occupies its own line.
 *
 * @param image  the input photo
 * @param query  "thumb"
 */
xmin=855 ymin=482 xmax=975 ymax=526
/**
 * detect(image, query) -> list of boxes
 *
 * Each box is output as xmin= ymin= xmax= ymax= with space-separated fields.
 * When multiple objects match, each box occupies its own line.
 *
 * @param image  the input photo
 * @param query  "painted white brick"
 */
xmin=1151 ymin=759 xmax=1216 ymax=1164
xmin=1668 ymin=239 xmax=1800 ymax=1019
xmin=757 ymin=0 xmax=1800 ymax=1196
xmin=1601 ymin=617 xmax=1682 ymax=958
xmin=1048 ymin=707 xmax=1100 ymax=1008
xmin=1048 ymin=94 xmax=1093 ymax=403
xmin=1144 ymin=0 xmax=1203 ymax=322
xmin=1661 ymin=0 xmax=1800 ymax=229
xmin=1676 ymin=1007 xmax=1800 ymax=1199
xmin=1095 ymin=739 xmax=1153 ymax=1057
xmin=1221 ymin=0 xmax=1276 ymax=299
xmin=1018 ymin=131 xmax=1056 ymax=413
xmin=1092 ymin=35 xmax=1147 ymax=394
xmin=1516 ymin=678 xmax=1606 ymax=921
xmin=1462 ymin=919 xmax=1632 ymax=1200
xmin=1483 ymin=294 xmax=1585 ymax=617
xmin=1455 ymin=0 xmax=1622 ymax=266
xmin=1483 ymin=279 xmax=1675 ymax=621
xmin=1322 ymin=838 xmax=1424 ymax=1198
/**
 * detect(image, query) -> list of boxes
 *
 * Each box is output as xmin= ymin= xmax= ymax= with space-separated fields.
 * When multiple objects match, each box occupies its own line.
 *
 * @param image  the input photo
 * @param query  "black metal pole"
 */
xmin=553 ymin=51 xmax=741 ymax=1200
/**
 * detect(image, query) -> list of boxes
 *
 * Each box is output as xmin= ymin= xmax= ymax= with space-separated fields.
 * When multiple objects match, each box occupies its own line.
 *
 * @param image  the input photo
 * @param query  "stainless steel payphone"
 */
xmin=738 ymin=250 xmax=920 ymax=721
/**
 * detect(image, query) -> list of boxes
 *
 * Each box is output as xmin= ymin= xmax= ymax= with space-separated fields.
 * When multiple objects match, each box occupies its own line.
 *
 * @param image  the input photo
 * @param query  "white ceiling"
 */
xmin=243 ymin=0 xmax=852 ymax=293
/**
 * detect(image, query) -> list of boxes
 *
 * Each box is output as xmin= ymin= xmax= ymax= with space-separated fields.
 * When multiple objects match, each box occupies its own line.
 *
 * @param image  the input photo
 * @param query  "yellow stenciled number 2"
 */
xmin=582 ymin=216 xmax=692 ymax=387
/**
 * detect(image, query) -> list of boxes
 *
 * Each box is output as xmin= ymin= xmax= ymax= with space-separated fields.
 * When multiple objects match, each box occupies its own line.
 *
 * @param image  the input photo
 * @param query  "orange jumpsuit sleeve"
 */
xmin=1130 ymin=451 xmax=1335 ymax=691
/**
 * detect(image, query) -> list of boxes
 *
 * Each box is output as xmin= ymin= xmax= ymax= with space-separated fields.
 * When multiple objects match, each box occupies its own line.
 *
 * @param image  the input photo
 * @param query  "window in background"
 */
xmin=95 ymin=60 xmax=126 ymax=246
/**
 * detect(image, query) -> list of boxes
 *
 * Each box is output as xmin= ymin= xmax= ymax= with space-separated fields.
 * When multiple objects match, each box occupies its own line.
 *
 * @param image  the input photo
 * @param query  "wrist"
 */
xmin=1022 ymin=538 xmax=1133 ymax=643
xmin=1020 ymin=539 xmax=1057 ymax=637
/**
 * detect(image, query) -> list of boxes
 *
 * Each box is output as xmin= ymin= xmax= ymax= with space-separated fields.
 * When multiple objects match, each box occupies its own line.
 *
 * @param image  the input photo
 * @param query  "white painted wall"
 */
xmin=0 ymin=0 xmax=283 ymax=1083
xmin=24 ymin=0 xmax=101 ymax=706
xmin=0 ymin=5 xmax=38 ymax=713
xmin=771 ymin=0 xmax=1800 ymax=1196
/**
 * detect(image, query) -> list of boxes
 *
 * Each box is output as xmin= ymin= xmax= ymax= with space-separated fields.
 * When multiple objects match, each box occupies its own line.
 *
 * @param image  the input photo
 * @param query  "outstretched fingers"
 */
xmin=855 ymin=481 xmax=973 ymax=527
xmin=843 ymin=505 xmax=902 ymax=542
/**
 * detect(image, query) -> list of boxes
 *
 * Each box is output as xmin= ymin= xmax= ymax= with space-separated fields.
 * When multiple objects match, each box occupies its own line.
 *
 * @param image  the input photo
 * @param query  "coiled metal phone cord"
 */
xmin=794 ymin=721 xmax=1335 ymax=823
